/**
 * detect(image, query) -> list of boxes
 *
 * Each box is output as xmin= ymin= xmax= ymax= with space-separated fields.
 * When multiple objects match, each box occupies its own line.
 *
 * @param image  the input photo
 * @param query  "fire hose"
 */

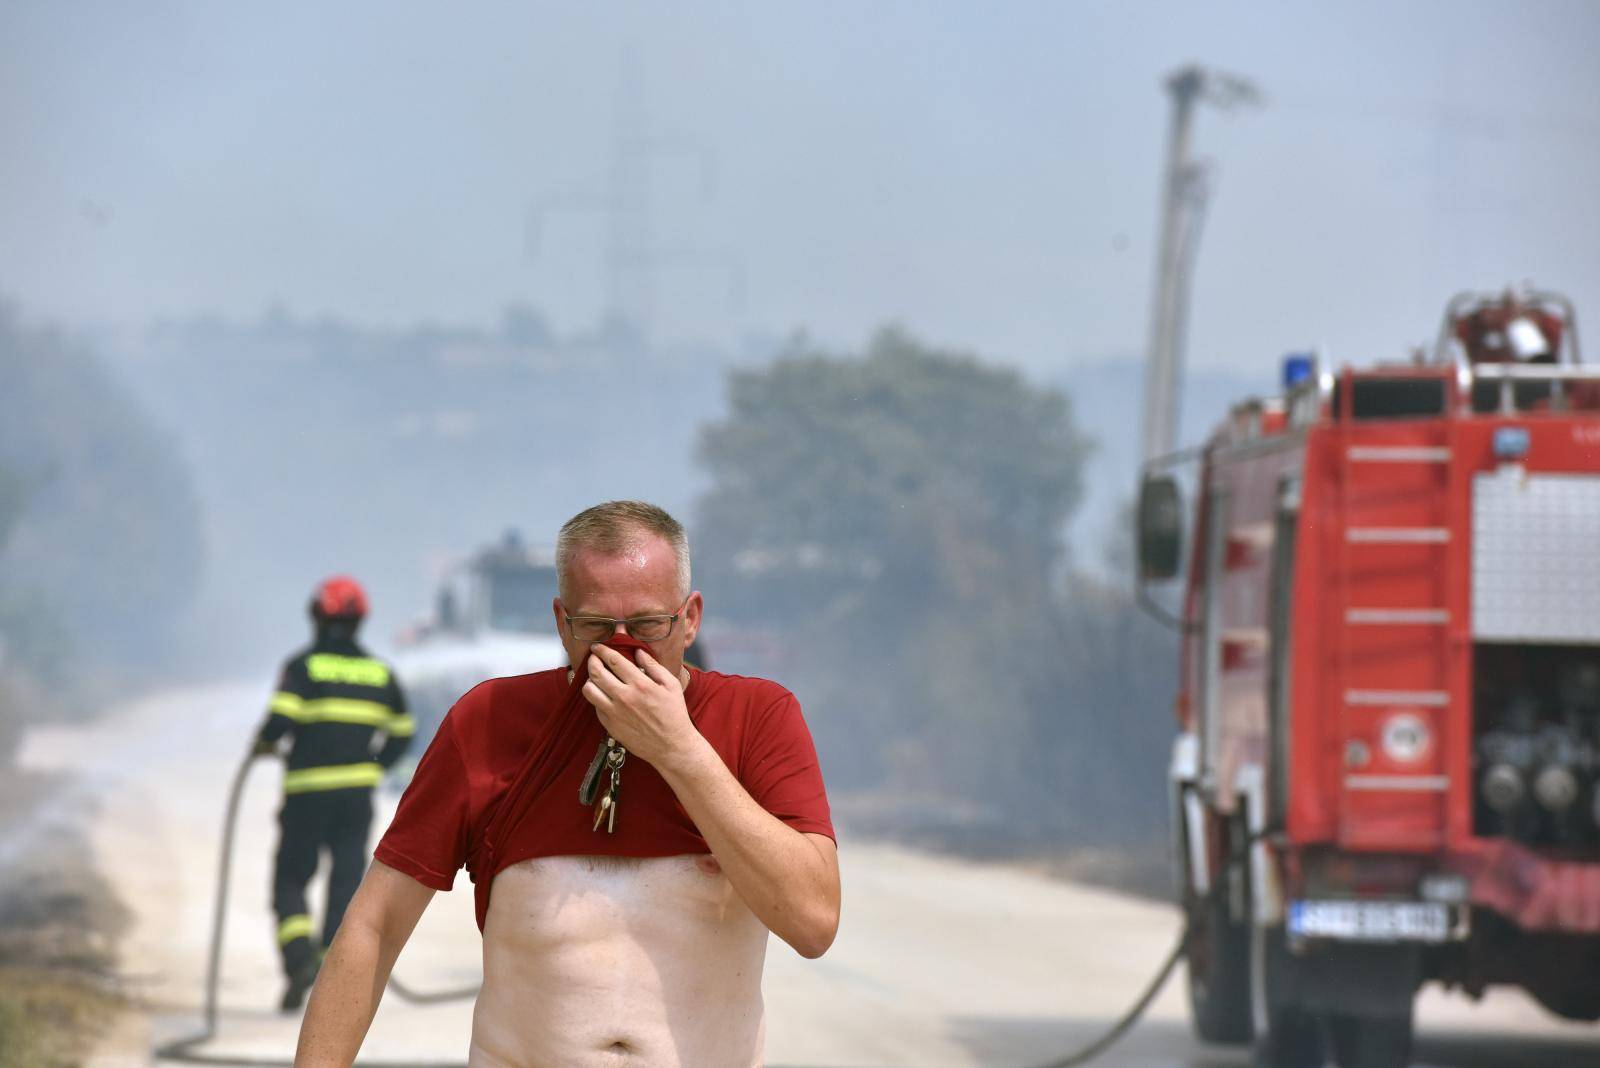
xmin=153 ymin=751 xmax=476 ymax=1066
xmin=153 ymin=750 xmax=1188 ymax=1067
xmin=1027 ymin=927 xmax=1187 ymax=1068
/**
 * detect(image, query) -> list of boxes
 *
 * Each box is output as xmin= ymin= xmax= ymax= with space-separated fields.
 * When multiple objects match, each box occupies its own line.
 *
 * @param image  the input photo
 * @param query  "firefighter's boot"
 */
xmin=280 ymin=954 xmax=320 ymax=1013
xmin=277 ymin=913 xmax=320 ymax=1012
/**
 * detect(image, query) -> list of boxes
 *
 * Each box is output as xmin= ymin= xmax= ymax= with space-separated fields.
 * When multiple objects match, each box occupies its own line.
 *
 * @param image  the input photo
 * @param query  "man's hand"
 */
xmin=586 ymin=644 xmax=840 ymax=959
xmin=583 ymin=645 xmax=698 ymax=769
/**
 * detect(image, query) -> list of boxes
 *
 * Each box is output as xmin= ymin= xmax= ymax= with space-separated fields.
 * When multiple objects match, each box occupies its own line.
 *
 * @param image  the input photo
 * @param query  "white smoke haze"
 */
xmin=2 ymin=5 xmax=1599 ymax=1064
xmin=2 ymin=0 xmax=1595 ymax=845
xmin=3 ymin=2 xmax=1596 ymax=368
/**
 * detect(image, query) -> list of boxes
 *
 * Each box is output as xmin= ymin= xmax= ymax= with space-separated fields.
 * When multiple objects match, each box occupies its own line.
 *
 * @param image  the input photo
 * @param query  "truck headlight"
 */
xmin=1482 ymin=764 xmax=1524 ymax=813
xmin=1534 ymin=766 xmax=1579 ymax=812
xmin=1420 ymin=873 xmax=1469 ymax=904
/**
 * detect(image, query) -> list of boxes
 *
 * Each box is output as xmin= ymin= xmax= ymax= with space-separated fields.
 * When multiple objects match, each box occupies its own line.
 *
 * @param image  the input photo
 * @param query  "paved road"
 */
xmin=19 ymin=681 xmax=1597 ymax=1067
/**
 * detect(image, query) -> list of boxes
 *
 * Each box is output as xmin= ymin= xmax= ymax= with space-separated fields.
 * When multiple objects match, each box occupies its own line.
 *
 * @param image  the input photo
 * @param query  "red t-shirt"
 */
xmin=373 ymin=664 xmax=834 ymax=930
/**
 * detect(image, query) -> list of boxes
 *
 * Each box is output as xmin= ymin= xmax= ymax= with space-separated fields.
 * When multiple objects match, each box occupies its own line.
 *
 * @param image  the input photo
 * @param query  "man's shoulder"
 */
xmin=278 ymin=644 xmax=317 ymax=674
xmin=349 ymin=641 xmax=398 ymax=670
xmin=693 ymin=670 xmax=795 ymax=710
xmin=449 ymin=667 xmax=570 ymax=725
xmin=286 ymin=641 xmax=318 ymax=661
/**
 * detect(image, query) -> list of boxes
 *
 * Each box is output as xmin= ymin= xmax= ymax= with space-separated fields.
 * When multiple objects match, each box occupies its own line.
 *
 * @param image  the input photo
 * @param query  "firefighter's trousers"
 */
xmin=272 ymin=787 xmax=373 ymax=978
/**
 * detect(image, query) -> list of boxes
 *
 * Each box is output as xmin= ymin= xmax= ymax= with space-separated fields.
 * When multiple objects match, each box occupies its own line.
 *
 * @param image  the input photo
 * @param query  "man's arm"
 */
xmin=661 ymin=746 xmax=840 ymax=958
xmin=585 ymin=645 xmax=841 ymax=958
xmin=295 ymin=860 xmax=433 ymax=1068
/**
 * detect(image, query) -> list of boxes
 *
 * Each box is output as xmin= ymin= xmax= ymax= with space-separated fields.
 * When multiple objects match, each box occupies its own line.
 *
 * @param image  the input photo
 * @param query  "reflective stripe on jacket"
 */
xmin=256 ymin=637 xmax=412 ymax=794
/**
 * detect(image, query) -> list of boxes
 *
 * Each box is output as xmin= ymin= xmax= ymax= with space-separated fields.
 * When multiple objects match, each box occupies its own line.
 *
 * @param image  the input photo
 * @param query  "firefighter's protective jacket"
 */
xmin=256 ymin=636 xmax=413 ymax=794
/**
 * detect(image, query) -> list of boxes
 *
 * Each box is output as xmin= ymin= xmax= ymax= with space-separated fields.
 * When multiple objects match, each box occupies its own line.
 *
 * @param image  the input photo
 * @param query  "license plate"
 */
xmin=1288 ymin=900 xmax=1451 ymax=943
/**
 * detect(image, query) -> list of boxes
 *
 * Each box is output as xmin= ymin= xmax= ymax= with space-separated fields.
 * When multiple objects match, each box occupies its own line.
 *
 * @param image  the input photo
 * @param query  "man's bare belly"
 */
xmin=470 ymin=854 xmax=768 ymax=1068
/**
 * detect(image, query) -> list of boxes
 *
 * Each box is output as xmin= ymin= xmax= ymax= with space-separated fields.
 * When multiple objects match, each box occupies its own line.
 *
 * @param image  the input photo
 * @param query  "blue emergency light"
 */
xmin=1493 ymin=427 xmax=1530 ymax=460
xmin=1282 ymin=353 xmax=1315 ymax=390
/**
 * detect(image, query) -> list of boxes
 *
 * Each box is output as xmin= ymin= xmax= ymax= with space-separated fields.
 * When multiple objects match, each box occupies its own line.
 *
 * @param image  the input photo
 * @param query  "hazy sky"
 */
xmin=5 ymin=1 xmax=1598 ymax=375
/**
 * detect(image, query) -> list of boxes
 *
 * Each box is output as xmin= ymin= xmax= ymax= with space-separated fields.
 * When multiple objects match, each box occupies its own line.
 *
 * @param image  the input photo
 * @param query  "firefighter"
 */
xmin=253 ymin=575 xmax=413 ymax=1011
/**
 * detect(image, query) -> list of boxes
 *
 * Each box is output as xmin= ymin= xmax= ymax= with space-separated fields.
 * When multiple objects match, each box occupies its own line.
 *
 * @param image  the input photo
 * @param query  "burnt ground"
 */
xmin=0 ymin=770 xmax=129 ymax=1068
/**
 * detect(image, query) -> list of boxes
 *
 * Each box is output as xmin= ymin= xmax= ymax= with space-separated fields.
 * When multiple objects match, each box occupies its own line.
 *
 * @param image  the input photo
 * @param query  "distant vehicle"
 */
xmin=1139 ymin=290 xmax=1600 ymax=1067
xmin=390 ymin=530 xmax=566 ymax=773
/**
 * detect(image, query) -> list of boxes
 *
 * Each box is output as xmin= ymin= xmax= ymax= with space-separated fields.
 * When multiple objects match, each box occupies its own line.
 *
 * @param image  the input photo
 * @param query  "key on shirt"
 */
xmin=579 ymin=737 xmax=611 ymax=806
xmin=603 ymin=748 xmax=625 ymax=833
xmin=605 ymin=770 xmax=621 ymax=833
xmin=591 ymin=756 xmax=624 ymax=834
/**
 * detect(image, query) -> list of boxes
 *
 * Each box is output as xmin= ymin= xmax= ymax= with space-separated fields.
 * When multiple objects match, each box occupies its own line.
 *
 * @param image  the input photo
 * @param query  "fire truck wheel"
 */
xmin=1525 ymin=969 xmax=1600 ymax=1022
xmin=1327 ymin=1010 xmax=1413 ymax=1068
xmin=1250 ymin=924 xmax=1326 ymax=1068
xmin=1251 ymin=1008 xmax=1324 ymax=1068
xmin=1186 ymin=881 xmax=1252 ymax=1043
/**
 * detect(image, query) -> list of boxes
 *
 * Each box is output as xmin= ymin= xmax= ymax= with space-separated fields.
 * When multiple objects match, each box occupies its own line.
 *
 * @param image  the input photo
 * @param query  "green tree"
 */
xmin=694 ymin=327 xmax=1097 ymax=807
xmin=698 ymin=327 xmax=1088 ymax=613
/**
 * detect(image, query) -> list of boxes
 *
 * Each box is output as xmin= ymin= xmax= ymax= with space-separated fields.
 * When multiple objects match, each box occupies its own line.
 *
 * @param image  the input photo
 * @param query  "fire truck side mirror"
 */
xmin=1137 ymin=474 xmax=1184 ymax=581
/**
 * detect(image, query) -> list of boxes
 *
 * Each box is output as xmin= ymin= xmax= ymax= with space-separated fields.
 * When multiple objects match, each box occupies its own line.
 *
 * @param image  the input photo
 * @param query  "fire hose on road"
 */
xmin=153 ymin=750 xmax=1188 ymax=1067
xmin=1029 ymin=933 xmax=1187 ymax=1068
xmin=153 ymin=751 xmax=476 ymax=1067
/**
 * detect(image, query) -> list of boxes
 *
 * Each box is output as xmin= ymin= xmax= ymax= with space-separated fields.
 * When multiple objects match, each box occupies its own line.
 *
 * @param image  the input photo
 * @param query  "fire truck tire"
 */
xmin=1186 ymin=881 xmax=1252 ymax=1043
xmin=1525 ymin=971 xmax=1600 ymax=1022
xmin=1327 ymin=1010 xmax=1413 ymax=1068
xmin=1250 ymin=924 xmax=1326 ymax=1068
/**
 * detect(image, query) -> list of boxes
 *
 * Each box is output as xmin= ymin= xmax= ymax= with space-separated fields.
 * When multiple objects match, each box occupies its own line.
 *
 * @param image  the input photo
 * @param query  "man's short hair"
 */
xmin=556 ymin=501 xmax=691 ymax=602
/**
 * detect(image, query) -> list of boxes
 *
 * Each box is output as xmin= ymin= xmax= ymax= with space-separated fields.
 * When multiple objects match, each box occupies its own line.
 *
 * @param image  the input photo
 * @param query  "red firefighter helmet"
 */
xmin=310 ymin=575 xmax=368 ymax=620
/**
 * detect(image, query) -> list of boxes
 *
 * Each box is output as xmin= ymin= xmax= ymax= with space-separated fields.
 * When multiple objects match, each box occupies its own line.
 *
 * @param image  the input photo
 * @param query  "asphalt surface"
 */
xmin=17 ymin=681 xmax=1598 ymax=1067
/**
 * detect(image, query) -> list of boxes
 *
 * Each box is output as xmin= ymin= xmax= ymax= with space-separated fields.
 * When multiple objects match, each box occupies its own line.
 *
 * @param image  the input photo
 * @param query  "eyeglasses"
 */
xmin=565 ymin=600 xmax=689 ymax=643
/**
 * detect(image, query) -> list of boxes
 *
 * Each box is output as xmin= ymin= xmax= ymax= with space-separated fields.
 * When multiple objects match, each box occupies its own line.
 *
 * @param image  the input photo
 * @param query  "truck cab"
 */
xmin=390 ymin=530 xmax=568 ymax=768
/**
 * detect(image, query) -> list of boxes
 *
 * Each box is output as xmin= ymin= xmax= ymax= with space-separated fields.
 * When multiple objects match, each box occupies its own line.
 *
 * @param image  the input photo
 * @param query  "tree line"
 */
xmin=0 ymin=298 xmax=1181 ymax=858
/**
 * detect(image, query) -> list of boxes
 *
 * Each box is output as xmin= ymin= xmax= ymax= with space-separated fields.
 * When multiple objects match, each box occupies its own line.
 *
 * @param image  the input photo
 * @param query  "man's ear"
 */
xmin=552 ymin=598 xmax=567 ymax=639
xmin=683 ymin=591 xmax=704 ymax=645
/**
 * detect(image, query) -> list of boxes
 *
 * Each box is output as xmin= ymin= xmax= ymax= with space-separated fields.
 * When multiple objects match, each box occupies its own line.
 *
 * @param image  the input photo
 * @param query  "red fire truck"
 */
xmin=1138 ymin=290 xmax=1600 ymax=1067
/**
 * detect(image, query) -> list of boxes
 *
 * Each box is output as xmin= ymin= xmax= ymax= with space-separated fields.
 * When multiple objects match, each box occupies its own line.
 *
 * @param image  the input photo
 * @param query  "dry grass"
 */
xmin=0 ymin=773 xmax=128 ymax=1068
xmin=0 ymin=966 xmax=124 ymax=1068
